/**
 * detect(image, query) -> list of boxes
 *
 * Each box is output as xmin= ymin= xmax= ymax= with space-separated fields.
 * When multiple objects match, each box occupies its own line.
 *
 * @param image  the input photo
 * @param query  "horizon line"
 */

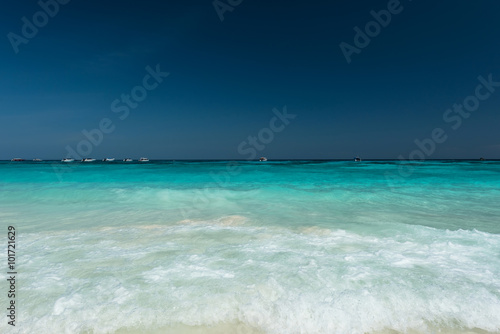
xmin=2 ymin=158 xmax=499 ymax=162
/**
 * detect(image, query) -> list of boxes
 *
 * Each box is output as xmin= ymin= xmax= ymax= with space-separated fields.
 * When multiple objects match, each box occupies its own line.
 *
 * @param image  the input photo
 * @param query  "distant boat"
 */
xmin=123 ymin=158 xmax=133 ymax=162
xmin=61 ymin=158 xmax=74 ymax=162
xmin=479 ymin=157 xmax=485 ymax=161
xmin=32 ymin=159 xmax=43 ymax=162
xmin=354 ymin=157 xmax=361 ymax=162
xmin=11 ymin=158 xmax=24 ymax=162
xmin=138 ymin=157 xmax=149 ymax=162
xmin=103 ymin=158 xmax=115 ymax=162
xmin=82 ymin=158 xmax=96 ymax=162
xmin=259 ymin=157 xmax=267 ymax=162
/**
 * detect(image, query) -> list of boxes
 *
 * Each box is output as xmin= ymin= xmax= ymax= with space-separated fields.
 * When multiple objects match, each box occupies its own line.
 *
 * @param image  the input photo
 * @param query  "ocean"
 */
xmin=1 ymin=160 xmax=499 ymax=334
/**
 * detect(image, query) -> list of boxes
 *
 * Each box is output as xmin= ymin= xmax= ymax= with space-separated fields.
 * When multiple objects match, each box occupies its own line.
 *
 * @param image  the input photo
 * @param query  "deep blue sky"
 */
xmin=1 ymin=0 xmax=499 ymax=159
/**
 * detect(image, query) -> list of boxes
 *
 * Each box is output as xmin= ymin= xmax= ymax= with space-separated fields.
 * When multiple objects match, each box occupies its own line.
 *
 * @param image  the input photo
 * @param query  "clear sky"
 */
xmin=1 ymin=0 xmax=499 ymax=160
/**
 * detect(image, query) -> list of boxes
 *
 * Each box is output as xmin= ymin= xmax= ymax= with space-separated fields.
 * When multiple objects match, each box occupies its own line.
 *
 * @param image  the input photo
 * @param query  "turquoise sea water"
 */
xmin=1 ymin=160 xmax=500 ymax=334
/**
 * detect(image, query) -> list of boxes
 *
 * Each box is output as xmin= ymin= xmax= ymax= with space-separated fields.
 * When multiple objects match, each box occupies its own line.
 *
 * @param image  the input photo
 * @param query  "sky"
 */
xmin=1 ymin=0 xmax=500 ymax=160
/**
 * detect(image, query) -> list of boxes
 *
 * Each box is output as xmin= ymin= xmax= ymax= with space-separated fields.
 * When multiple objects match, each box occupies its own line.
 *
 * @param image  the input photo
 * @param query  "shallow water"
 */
xmin=1 ymin=160 xmax=499 ymax=333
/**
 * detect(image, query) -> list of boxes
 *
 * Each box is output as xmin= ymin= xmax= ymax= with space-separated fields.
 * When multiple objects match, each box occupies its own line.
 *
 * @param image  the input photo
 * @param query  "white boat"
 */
xmin=103 ymin=158 xmax=115 ymax=162
xmin=123 ymin=158 xmax=133 ymax=162
xmin=33 ymin=159 xmax=43 ymax=162
xmin=259 ymin=157 xmax=267 ymax=161
xmin=82 ymin=158 xmax=96 ymax=162
xmin=138 ymin=157 xmax=149 ymax=162
xmin=61 ymin=158 xmax=74 ymax=162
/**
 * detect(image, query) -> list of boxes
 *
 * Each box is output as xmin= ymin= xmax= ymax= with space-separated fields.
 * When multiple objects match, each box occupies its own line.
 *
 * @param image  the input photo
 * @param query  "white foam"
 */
xmin=4 ymin=224 xmax=500 ymax=334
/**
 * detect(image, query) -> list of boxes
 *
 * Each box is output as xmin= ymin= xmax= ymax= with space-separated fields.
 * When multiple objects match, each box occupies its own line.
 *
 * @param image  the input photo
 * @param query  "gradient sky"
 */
xmin=1 ymin=0 xmax=500 ymax=159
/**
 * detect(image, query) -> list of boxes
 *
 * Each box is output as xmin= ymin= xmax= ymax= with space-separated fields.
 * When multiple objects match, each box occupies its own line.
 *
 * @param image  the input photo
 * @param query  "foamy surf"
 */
xmin=2 ymin=222 xmax=499 ymax=334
